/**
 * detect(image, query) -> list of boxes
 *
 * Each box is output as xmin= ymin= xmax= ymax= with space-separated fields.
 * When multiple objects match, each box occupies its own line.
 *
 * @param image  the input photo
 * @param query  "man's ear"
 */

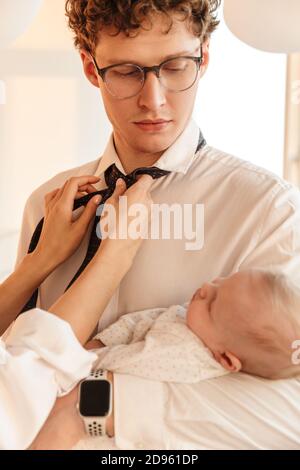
xmin=199 ymin=39 xmax=210 ymax=78
xmin=80 ymin=49 xmax=100 ymax=88
xmin=215 ymin=351 xmax=242 ymax=373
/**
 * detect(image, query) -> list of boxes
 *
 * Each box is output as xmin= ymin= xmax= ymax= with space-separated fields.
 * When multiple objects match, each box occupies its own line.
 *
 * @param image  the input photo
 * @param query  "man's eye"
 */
xmin=111 ymin=67 xmax=140 ymax=77
xmin=164 ymin=66 xmax=187 ymax=74
xmin=116 ymin=71 xmax=139 ymax=77
xmin=165 ymin=67 xmax=185 ymax=72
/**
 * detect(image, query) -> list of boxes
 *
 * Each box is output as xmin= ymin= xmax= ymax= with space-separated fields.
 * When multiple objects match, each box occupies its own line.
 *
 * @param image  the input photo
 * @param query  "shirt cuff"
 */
xmin=113 ymin=373 xmax=166 ymax=450
xmin=4 ymin=309 xmax=97 ymax=394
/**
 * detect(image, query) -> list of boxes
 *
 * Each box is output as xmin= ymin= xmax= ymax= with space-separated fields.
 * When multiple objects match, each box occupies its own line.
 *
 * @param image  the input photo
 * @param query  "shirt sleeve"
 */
xmin=240 ymin=183 xmax=300 ymax=283
xmin=113 ymin=372 xmax=300 ymax=450
xmin=15 ymin=190 xmax=43 ymax=268
xmin=94 ymin=308 xmax=165 ymax=346
xmin=0 ymin=309 xmax=97 ymax=450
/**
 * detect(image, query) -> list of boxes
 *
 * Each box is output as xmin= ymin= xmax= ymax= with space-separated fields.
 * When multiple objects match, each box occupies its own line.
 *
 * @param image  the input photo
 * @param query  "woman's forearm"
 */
xmin=49 ymin=242 xmax=133 ymax=345
xmin=0 ymin=252 xmax=56 ymax=335
xmin=29 ymin=371 xmax=114 ymax=450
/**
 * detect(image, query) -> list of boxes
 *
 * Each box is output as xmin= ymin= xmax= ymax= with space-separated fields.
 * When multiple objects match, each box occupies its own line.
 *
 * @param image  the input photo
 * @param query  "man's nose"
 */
xmin=137 ymin=72 xmax=167 ymax=109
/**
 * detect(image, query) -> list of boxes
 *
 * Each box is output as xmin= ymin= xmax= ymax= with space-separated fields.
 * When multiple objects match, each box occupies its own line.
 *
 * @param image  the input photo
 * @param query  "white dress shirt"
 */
xmin=0 ymin=310 xmax=96 ymax=450
xmin=16 ymin=117 xmax=300 ymax=449
xmin=93 ymin=303 xmax=227 ymax=382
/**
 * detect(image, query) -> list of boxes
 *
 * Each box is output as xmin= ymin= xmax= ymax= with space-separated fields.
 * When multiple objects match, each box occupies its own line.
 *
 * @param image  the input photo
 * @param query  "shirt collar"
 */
xmin=95 ymin=117 xmax=201 ymax=177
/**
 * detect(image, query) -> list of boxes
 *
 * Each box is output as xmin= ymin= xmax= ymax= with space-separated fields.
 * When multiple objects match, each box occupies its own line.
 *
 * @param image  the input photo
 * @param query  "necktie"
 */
xmin=20 ymin=130 xmax=206 ymax=313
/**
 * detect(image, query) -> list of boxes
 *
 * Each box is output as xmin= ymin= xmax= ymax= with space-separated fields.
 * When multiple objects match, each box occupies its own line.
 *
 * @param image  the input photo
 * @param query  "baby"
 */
xmin=92 ymin=268 xmax=300 ymax=382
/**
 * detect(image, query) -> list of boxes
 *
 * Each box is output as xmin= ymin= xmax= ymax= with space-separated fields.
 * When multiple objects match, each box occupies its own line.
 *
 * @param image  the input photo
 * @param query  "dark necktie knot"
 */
xmin=105 ymin=163 xmax=171 ymax=188
xmin=73 ymin=163 xmax=170 ymax=211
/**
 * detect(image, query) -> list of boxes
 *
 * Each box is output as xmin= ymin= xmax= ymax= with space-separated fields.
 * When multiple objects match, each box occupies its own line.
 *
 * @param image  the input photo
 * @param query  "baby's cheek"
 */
xmin=186 ymin=303 xmax=201 ymax=333
xmin=186 ymin=305 xmax=195 ymax=329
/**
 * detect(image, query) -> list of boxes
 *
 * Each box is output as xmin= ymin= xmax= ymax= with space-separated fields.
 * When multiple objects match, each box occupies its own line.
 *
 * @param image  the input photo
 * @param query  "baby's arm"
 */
xmin=84 ymin=309 xmax=158 ymax=351
xmin=93 ymin=308 xmax=165 ymax=347
xmin=85 ymin=339 xmax=105 ymax=349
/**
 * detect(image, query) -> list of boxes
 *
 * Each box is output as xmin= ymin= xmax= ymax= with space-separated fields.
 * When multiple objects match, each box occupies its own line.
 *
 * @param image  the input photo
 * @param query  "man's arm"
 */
xmin=240 ymin=183 xmax=300 ymax=282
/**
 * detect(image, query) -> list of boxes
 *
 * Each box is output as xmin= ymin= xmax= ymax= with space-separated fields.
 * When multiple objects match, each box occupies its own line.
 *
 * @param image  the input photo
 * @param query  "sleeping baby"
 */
xmin=91 ymin=268 xmax=300 ymax=382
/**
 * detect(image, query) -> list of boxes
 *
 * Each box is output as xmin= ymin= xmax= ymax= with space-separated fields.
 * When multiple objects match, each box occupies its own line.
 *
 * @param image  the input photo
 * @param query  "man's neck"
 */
xmin=113 ymin=134 xmax=164 ymax=174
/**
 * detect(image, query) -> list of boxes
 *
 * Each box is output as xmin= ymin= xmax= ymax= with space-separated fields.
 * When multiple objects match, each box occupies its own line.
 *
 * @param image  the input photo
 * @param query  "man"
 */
xmin=16 ymin=0 xmax=300 ymax=449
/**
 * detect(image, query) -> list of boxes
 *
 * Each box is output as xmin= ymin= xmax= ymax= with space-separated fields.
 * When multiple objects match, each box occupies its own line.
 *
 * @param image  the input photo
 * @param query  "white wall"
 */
xmin=195 ymin=11 xmax=286 ymax=176
xmin=0 ymin=0 xmax=112 ymax=280
xmin=0 ymin=1 xmax=287 ymax=280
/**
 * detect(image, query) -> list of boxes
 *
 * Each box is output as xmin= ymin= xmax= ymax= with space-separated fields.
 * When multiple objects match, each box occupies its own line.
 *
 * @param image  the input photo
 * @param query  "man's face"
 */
xmin=81 ymin=12 xmax=209 ymax=159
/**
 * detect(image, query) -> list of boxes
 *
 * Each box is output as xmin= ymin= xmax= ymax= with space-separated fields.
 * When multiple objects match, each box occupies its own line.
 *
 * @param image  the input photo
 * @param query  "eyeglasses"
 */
xmin=92 ymin=47 xmax=203 ymax=100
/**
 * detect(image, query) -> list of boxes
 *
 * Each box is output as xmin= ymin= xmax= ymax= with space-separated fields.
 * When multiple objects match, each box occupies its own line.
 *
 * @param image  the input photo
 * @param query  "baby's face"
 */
xmin=186 ymin=270 xmax=265 ymax=358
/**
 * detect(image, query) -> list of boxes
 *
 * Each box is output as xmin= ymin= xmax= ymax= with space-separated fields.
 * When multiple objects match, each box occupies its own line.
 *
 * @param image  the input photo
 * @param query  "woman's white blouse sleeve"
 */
xmin=0 ymin=309 xmax=97 ymax=450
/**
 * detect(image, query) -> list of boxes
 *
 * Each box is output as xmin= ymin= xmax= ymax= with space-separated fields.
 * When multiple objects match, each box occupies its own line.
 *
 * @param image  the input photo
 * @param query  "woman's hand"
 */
xmin=98 ymin=175 xmax=154 ymax=264
xmin=0 ymin=175 xmax=103 ymax=334
xmin=48 ymin=175 xmax=154 ymax=345
xmin=33 ymin=175 xmax=101 ymax=272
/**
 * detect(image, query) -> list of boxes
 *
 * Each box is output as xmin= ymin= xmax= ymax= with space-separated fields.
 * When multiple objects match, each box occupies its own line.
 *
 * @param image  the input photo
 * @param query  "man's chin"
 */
xmin=131 ymin=132 xmax=177 ymax=154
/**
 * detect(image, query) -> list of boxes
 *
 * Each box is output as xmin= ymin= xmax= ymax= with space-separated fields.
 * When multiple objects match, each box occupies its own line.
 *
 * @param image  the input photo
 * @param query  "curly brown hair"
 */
xmin=65 ymin=0 xmax=221 ymax=54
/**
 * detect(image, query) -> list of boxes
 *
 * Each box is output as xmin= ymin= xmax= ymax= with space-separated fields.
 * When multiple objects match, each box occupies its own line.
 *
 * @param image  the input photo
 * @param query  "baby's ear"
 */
xmin=215 ymin=351 xmax=242 ymax=373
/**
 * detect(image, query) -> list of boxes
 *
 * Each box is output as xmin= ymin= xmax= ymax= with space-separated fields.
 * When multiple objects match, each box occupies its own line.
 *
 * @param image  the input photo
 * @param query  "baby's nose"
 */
xmin=211 ymin=277 xmax=226 ymax=285
xmin=200 ymin=282 xmax=217 ymax=299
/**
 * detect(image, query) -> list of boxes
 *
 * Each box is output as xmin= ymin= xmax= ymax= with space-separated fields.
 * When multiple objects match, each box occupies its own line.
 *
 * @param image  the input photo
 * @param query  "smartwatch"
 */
xmin=77 ymin=369 xmax=112 ymax=437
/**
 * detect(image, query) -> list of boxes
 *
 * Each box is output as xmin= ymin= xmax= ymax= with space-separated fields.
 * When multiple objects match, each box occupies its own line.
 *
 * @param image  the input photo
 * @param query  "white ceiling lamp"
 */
xmin=0 ymin=0 xmax=44 ymax=48
xmin=223 ymin=0 xmax=300 ymax=53
xmin=223 ymin=0 xmax=300 ymax=185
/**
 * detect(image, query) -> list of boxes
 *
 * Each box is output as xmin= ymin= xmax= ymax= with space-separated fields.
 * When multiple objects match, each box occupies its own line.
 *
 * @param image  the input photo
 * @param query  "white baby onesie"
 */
xmin=93 ymin=304 xmax=227 ymax=383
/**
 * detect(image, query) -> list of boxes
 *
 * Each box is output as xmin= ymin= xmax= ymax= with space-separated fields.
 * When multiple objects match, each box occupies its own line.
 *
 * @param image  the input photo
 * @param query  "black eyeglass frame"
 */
xmin=91 ymin=46 xmax=203 ymax=98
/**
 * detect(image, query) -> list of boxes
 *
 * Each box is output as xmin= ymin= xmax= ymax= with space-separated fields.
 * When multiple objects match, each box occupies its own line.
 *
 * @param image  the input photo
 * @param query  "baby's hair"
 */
xmin=241 ymin=268 xmax=300 ymax=380
xmin=263 ymin=268 xmax=300 ymax=317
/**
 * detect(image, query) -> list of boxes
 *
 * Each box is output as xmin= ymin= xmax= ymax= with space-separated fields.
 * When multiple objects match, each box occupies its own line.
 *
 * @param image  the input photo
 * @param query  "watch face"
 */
xmin=79 ymin=380 xmax=111 ymax=417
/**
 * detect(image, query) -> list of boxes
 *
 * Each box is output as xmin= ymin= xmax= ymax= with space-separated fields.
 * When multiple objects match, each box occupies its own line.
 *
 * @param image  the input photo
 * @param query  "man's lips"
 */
xmin=134 ymin=120 xmax=171 ymax=124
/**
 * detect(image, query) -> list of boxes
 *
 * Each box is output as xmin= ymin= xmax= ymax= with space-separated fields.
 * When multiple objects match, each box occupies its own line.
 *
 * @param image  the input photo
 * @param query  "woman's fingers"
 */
xmin=74 ymin=194 xmax=102 ymax=234
xmin=135 ymin=174 xmax=154 ymax=191
xmin=112 ymin=179 xmax=127 ymax=198
xmin=75 ymin=183 xmax=99 ymax=199
xmin=60 ymin=176 xmax=101 ymax=209
xmin=44 ymin=188 xmax=61 ymax=215
xmin=43 ymin=176 xmax=100 ymax=222
xmin=78 ymin=183 xmax=99 ymax=194
xmin=44 ymin=188 xmax=60 ymax=205
xmin=73 ymin=179 xmax=126 ymax=240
